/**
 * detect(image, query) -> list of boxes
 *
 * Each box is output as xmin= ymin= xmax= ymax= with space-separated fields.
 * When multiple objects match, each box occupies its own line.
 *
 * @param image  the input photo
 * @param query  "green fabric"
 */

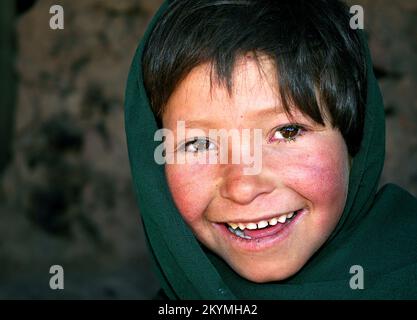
xmin=124 ymin=0 xmax=417 ymax=299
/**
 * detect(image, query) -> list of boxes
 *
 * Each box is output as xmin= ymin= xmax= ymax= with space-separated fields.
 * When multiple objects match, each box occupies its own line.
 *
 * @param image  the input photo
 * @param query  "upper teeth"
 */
xmin=227 ymin=212 xmax=297 ymax=230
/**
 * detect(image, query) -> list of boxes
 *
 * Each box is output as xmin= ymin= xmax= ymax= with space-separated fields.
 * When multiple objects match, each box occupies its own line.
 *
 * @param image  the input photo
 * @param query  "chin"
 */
xmin=230 ymin=260 xmax=303 ymax=283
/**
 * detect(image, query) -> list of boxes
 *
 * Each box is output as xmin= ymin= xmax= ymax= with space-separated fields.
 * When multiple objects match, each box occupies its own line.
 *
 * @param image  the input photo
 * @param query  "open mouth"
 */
xmin=223 ymin=209 xmax=304 ymax=240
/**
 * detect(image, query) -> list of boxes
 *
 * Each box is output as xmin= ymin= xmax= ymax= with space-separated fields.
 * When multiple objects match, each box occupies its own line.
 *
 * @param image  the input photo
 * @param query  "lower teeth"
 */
xmin=228 ymin=226 xmax=252 ymax=239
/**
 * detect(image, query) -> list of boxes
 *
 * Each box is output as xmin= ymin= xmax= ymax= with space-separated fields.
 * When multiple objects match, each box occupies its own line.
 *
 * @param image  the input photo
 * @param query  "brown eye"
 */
xmin=281 ymin=126 xmax=299 ymax=139
xmin=272 ymin=125 xmax=303 ymax=142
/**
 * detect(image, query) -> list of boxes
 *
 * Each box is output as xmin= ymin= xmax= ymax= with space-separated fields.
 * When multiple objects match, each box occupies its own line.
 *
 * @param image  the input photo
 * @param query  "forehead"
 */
xmin=163 ymin=54 xmax=285 ymax=126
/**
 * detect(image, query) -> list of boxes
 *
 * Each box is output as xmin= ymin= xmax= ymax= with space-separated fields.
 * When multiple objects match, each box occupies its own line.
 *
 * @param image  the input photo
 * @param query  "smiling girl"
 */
xmin=125 ymin=0 xmax=417 ymax=299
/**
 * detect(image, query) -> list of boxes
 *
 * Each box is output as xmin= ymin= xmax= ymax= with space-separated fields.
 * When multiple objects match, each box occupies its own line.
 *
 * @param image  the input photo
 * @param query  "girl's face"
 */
xmin=162 ymin=55 xmax=350 ymax=283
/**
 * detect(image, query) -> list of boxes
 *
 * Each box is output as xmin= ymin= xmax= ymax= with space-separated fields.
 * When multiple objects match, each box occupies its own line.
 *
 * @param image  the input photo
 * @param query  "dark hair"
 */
xmin=142 ymin=0 xmax=367 ymax=155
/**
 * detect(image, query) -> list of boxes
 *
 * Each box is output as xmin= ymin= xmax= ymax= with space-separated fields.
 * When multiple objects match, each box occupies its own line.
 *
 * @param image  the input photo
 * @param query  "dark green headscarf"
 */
xmin=125 ymin=0 xmax=417 ymax=299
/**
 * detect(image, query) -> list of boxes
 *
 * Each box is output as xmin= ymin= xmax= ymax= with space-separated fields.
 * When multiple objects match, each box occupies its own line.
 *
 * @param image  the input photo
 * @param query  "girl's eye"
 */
xmin=271 ymin=125 xmax=304 ymax=143
xmin=181 ymin=137 xmax=216 ymax=153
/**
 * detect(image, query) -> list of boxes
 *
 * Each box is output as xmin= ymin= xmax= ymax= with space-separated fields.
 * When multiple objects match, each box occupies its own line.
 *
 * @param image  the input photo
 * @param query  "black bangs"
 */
xmin=142 ymin=0 xmax=367 ymax=155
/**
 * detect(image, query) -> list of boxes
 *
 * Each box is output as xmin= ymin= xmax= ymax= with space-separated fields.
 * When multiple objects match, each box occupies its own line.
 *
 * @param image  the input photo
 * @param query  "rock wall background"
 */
xmin=0 ymin=0 xmax=416 ymax=299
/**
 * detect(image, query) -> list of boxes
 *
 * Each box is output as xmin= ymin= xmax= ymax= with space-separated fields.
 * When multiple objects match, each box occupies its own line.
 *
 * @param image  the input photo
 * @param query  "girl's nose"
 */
xmin=219 ymin=164 xmax=275 ymax=205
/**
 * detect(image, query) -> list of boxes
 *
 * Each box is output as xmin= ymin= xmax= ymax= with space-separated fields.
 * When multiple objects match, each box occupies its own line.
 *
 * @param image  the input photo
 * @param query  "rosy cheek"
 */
xmin=289 ymin=146 xmax=349 ymax=223
xmin=165 ymin=164 xmax=215 ymax=224
xmin=265 ymin=137 xmax=349 ymax=221
xmin=301 ymin=159 xmax=347 ymax=204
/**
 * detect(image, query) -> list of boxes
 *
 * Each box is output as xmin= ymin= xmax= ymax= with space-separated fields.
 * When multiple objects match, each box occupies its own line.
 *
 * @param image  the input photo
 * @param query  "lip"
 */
xmin=212 ymin=208 xmax=307 ymax=252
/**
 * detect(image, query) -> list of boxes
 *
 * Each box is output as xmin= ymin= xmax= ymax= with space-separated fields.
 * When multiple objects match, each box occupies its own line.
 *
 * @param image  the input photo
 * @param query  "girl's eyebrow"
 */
xmin=184 ymin=119 xmax=217 ymax=129
xmin=183 ymin=106 xmax=286 ymax=129
xmin=245 ymin=105 xmax=285 ymax=119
